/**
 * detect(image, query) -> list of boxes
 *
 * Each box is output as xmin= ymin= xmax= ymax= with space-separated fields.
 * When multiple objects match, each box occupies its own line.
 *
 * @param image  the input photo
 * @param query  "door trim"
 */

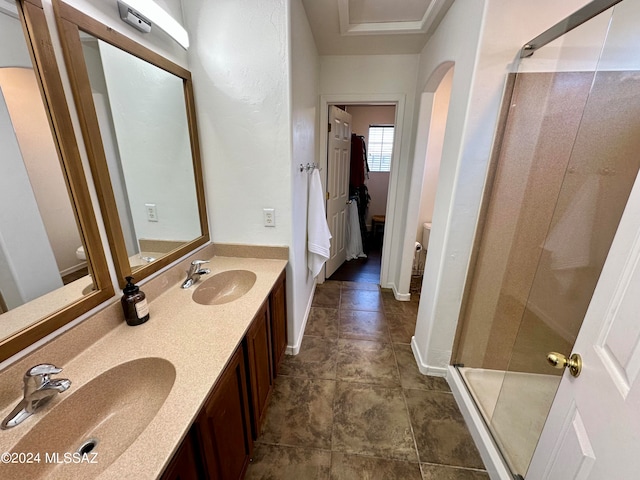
xmin=319 ymin=94 xmax=406 ymax=289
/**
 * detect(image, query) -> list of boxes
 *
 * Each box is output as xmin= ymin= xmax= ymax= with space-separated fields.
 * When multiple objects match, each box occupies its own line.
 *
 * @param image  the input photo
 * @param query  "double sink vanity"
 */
xmin=0 ymin=244 xmax=288 ymax=479
xmin=0 ymin=1 xmax=290 ymax=478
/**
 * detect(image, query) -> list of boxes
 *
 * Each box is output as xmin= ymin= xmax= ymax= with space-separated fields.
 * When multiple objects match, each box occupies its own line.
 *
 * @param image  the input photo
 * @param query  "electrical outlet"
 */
xmin=263 ymin=208 xmax=275 ymax=227
xmin=145 ymin=203 xmax=158 ymax=222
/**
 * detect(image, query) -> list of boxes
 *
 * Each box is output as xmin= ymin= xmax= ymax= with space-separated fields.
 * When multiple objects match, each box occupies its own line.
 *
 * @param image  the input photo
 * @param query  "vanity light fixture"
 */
xmin=116 ymin=0 xmax=189 ymax=49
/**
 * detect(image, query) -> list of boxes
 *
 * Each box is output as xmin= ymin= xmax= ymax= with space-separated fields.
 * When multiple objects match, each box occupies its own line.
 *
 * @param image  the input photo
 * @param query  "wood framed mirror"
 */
xmin=53 ymin=0 xmax=209 ymax=288
xmin=0 ymin=0 xmax=114 ymax=362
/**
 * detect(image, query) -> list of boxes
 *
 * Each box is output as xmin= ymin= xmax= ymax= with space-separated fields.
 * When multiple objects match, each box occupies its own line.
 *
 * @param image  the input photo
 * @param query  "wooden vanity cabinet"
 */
xmin=244 ymin=300 xmax=274 ymax=439
xmin=159 ymin=429 xmax=203 ymax=480
xmin=161 ymin=269 xmax=287 ymax=479
xmin=193 ymin=345 xmax=253 ymax=480
xmin=269 ymin=271 xmax=287 ymax=378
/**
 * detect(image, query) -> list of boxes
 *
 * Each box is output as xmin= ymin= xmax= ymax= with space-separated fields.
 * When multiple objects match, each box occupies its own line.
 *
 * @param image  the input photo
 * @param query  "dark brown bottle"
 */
xmin=121 ymin=276 xmax=150 ymax=326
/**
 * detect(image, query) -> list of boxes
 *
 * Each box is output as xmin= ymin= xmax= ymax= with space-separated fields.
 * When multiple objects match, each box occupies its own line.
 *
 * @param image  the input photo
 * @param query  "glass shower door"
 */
xmin=489 ymin=2 xmax=640 ymax=476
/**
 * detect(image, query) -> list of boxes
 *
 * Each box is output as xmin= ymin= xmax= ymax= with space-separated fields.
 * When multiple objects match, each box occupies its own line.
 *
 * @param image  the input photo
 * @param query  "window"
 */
xmin=367 ymin=125 xmax=394 ymax=172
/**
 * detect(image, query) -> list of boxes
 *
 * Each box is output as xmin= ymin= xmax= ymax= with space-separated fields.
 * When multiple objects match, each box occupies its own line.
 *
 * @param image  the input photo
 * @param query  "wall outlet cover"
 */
xmin=263 ymin=208 xmax=275 ymax=227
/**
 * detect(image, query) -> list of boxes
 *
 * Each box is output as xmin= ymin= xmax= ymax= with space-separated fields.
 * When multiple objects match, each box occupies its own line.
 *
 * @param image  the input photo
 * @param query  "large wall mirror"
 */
xmin=0 ymin=0 xmax=114 ymax=361
xmin=53 ymin=0 xmax=209 ymax=287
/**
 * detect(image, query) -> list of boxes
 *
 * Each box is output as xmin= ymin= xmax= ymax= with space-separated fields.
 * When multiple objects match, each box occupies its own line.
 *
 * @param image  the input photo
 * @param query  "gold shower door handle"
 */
xmin=547 ymin=352 xmax=582 ymax=377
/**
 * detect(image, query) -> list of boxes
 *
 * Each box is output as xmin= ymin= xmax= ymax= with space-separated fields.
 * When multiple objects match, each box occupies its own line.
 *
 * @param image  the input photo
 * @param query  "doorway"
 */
xmin=325 ymin=104 xmax=397 ymax=285
xmin=411 ymin=66 xmax=454 ymax=296
xmin=318 ymin=94 xmax=406 ymax=290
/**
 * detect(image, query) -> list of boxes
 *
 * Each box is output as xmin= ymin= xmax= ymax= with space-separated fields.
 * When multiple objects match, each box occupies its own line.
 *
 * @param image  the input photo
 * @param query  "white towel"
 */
xmin=345 ymin=201 xmax=367 ymax=260
xmin=307 ymin=169 xmax=332 ymax=277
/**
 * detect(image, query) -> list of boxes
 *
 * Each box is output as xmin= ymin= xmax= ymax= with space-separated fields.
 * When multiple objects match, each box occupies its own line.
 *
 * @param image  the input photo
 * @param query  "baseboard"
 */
xmin=410 ymin=336 xmax=448 ymax=377
xmin=447 ymin=366 xmax=513 ymax=480
xmin=60 ymin=262 xmax=87 ymax=277
xmin=286 ymin=280 xmax=316 ymax=356
xmin=391 ymin=284 xmax=411 ymax=302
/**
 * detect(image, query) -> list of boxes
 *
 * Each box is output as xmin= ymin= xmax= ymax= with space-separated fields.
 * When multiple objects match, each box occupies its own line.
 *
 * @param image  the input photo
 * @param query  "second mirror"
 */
xmin=54 ymin=0 xmax=209 ymax=286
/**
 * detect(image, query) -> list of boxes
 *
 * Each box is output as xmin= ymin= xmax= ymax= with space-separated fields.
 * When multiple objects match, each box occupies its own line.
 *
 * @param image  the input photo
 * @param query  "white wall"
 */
xmin=411 ymin=0 xmax=590 ymax=375
xmin=182 ymin=0 xmax=291 ymax=248
xmin=289 ymin=0 xmax=320 ymax=353
xmin=346 ymin=105 xmax=395 ymax=226
xmin=320 ymin=55 xmax=419 ymax=294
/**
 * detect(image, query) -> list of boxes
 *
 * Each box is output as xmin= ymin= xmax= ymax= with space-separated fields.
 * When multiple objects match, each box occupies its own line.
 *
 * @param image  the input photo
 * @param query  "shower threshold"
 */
xmin=458 ymin=367 xmax=560 ymax=477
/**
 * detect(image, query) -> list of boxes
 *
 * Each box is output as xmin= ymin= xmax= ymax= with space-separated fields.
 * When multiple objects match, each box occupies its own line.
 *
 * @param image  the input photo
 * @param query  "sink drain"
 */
xmin=77 ymin=438 xmax=98 ymax=455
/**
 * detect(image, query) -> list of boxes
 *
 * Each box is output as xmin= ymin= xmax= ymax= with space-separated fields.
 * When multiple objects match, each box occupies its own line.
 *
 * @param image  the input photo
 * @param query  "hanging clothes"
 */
xmin=350 ymin=134 xmax=369 ymax=189
xmin=350 ymin=134 xmax=371 ymax=251
xmin=345 ymin=199 xmax=367 ymax=260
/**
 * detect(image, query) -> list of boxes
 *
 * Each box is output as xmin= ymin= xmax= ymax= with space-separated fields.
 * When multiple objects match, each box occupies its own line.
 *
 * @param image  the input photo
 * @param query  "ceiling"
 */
xmin=300 ymin=0 xmax=454 ymax=55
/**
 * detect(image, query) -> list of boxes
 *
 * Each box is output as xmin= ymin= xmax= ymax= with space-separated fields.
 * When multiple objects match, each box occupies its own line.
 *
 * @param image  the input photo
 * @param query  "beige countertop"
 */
xmin=0 ymin=275 xmax=93 ymax=341
xmin=0 ymin=246 xmax=288 ymax=479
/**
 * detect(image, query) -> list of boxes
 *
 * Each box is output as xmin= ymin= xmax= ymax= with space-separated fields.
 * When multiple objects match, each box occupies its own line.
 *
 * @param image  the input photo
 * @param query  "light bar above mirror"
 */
xmin=116 ymin=0 xmax=189 ymax=49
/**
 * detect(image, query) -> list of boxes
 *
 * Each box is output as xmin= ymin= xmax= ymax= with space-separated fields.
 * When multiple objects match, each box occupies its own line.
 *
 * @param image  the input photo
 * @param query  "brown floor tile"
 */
xmin=330 ymin=452 xmax=422 ymax=480
xmin=260 ymin=377 xmax=336 ymax=449
xmin=332 ymin=382 xmax=417 ymax=461
xmin=340 ymin=281 xmax=380 ymax=291
xmin=421 ymin=464 xmax=489 ymax=480
xmin=340 ymin=289 xmax=383 ymax=312
xmin=280 ymin=336 xmax=338 ymax=379
xmin=306 ymin=308 xmax=340 ymax=338
xmin=380 ymin=289 xmax=396 ymax=303
xmin=405 ymin=390 xmax=484 ymax=469
xmin=339 ymin=309 xmax=389 ymax=342
xmin=383 ymin=299 xmax=419 ymax=316
xmin=394 ymin=344 xmax=450 ymax=392
xmin=313 ymin=288 xmax=341 ymax=308
xmin=318 ymin=281 xmax=342 ymax=289
xmin=336 ymin=339 xmax=399 ymax=386
xmin=386 ymin=312 xmax=417 ymax=344
xmin=245 ymin=443 xmax=331 ymax=480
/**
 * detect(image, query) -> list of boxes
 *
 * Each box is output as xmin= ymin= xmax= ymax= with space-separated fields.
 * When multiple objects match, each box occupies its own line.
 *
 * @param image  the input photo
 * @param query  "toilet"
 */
xmin=75 ymin=245 xmax=86 ymax=261
xmin=422 ymin=222 xmax=432 ymax=251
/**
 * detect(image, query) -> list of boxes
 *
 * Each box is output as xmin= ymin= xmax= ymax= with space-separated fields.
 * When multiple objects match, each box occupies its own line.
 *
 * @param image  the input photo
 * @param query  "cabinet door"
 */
xmin=269 ymin=271 xmax=287 ymax=378
xmin=160 ymin=429 xmax=202 ymax=480
xmin=195 ymin=346 xmax=253 ymax=480
xmin=245 ymin=301 xmax=274 ymax=439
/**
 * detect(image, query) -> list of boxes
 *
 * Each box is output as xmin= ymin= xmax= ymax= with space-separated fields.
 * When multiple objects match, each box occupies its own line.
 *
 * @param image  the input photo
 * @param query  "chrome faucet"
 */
xmin=181 ymin=260 xmax=210 ymax=288
xmin=1 ymin=364 xmax=71 ymax=429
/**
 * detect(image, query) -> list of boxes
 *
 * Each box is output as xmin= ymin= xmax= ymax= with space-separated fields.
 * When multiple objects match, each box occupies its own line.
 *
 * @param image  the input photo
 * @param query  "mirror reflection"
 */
xmin=80 ymin=34 xmax=201 ymax=271
xmin=0 ymin=4 xmax=93 ymax=339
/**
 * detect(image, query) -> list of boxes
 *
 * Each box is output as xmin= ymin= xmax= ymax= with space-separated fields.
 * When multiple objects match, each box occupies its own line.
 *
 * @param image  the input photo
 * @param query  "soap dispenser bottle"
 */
xmin=121 ymin=276 xmax=150 ymax=326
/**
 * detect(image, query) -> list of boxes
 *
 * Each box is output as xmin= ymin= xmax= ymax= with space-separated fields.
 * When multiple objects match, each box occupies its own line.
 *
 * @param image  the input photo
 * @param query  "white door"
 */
xmin=325 ymin=106 xmax=351 ymax=278
xmin=527 ymin=174 xmax=640 ymax=479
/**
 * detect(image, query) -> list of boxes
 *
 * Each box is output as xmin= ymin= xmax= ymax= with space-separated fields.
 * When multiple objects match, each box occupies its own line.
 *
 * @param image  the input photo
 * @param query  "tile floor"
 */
xmin=245 ymin=281 xmax=489 ymax=480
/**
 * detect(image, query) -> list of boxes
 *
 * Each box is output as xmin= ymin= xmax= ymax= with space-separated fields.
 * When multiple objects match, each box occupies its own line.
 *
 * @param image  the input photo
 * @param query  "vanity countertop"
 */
xmin=0 ymin=247 xmax=288 ymax=479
